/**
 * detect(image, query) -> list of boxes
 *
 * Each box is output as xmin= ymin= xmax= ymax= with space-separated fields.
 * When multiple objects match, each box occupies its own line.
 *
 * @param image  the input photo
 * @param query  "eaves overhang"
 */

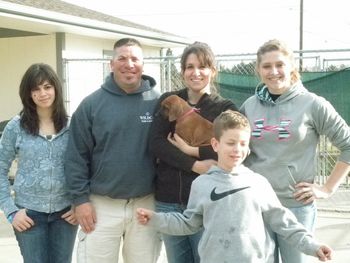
xmin=0 ymin=0 xmax=192 ymax=48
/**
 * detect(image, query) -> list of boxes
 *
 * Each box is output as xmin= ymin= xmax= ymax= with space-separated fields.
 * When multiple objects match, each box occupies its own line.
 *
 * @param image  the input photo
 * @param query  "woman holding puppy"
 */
xmin=149 ymin=42 xmax=238 ymax=263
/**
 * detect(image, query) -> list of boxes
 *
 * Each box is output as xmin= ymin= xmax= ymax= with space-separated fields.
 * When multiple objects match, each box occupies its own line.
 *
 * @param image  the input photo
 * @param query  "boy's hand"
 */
xmin=316 ymin=245 xmax=332 ymax=261
xmin=136 ymin=208 xmax=154 ymax=225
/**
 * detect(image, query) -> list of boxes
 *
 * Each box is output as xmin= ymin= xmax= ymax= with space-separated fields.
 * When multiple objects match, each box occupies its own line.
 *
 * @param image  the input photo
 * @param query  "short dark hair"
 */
xmin=213 ymin=110 xmax=250 ymax=139
xmin=113 ymin=38 xmax=142 ymax=49
xmin=19 ymin=63 xmax=68 ymax=135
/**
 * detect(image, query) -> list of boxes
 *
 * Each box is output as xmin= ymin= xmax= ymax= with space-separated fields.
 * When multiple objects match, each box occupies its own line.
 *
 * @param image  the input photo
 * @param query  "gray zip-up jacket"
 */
xmin=241 ymin=82 xmax=350 ymax=207
xmin=150 ymin=165 xmax=322 ymax=263
xmin=0 ymin=115 xmax=71 ymax=217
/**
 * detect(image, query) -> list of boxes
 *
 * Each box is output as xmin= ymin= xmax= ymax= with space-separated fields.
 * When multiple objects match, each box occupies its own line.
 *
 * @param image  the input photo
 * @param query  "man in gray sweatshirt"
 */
xmin=65 ymin=38 xmax=161 ymax=263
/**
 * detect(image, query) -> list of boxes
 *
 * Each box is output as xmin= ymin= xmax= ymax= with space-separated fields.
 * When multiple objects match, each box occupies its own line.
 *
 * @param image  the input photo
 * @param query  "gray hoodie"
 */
xmin=150 ymin=165 xmax=322 ymax=263
xmin=241 ymin=82 xmax=350 ymax=207
xmin=65 ymin=73 xmax=159 ymax=205
xmin=0 ymin=116 xmax=70 ymax=217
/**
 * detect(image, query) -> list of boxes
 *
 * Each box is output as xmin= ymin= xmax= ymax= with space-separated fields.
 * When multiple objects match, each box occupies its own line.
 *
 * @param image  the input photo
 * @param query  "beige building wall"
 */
xmin=0 ymin=33 xmax=164 ymax=121
xmin=0 ymin=34 xmax=56 ymax=121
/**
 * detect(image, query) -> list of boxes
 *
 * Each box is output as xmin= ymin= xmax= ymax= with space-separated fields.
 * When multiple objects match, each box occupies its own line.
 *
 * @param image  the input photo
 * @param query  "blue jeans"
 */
xmin=156 ymin=201 xmax=202 ymax=263
xmin=14 ymin=206 xmax=78 ymax=263
xmin=277 ymin=203 xmax=317 ymax=263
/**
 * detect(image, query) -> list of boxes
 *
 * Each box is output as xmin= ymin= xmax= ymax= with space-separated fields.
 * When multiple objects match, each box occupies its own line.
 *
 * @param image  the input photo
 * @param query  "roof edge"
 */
xmin=0 ymin=1 xmax=192 ymax=46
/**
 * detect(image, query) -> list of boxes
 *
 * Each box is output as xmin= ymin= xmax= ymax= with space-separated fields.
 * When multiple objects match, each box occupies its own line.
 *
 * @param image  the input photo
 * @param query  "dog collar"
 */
xmin=177 ymin=108 xmax=200 ymax=122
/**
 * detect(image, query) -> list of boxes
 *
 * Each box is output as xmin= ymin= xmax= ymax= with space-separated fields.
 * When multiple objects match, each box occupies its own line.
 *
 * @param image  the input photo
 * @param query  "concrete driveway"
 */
xmin=1 ymin=205 xmax=349 ymax=262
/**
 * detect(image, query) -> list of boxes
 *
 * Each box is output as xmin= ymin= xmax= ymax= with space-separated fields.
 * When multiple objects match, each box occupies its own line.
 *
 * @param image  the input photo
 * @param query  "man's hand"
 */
xmin=75 ymin=202 xmax=97 ymax=233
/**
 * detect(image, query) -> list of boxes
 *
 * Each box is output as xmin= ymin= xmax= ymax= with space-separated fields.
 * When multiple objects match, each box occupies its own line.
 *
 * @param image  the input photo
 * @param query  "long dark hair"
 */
xmin=19 ymin=63 xmax=68 ymax=135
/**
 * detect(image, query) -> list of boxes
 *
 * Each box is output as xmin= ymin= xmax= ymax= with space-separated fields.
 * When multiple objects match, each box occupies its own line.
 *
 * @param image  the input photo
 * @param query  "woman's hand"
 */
xmin=293 ymin=182 xmax=332 ymax=204
xmin=168 ymin=133 xmax=199 ymax=157
xmin=61 ymin=208 xmax=78 ymax=225
xmin=192 ymin=160 xmax=217 ymax=174
xmin=12 ymin=209 xmax=34 ymax=232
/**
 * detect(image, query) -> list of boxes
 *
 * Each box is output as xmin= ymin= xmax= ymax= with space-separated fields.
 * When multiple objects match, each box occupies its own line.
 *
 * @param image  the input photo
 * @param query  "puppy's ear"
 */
xmin=160 ymin=106 xmax=169 ymax=119
xmin=160 ymin=95 xmax=184 ymax=122
xmin=160 ymin=98 xmax=170 ymax=119
xmin=168 ymin=104 xmax=183 ymax=122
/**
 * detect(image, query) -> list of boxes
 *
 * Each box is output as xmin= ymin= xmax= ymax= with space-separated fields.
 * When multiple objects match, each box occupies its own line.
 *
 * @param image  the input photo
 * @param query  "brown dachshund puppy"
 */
xmin=161 ymin=95 xmax=214 ymax=146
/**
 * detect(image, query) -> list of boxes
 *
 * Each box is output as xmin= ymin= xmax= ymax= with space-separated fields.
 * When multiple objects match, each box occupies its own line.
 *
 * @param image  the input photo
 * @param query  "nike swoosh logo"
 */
xmin=210 ymin=186 xmax=250 ymax=201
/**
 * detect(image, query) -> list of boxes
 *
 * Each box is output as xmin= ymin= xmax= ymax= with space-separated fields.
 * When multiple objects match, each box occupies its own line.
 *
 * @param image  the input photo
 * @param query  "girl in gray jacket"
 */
xmin=0 ymin=63 xmax=77 ymax=263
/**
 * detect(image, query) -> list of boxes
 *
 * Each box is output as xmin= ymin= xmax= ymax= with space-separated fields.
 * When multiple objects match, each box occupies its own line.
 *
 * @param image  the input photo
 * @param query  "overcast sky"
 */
xmin=64 ymin=0 xmax=350 ymax=55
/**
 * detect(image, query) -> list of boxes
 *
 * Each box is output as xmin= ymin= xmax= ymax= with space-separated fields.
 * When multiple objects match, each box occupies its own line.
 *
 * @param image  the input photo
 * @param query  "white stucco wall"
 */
xmin=0 ymin=34 xmax=56 ymax=121
xmin=0 ymin=33 xmax=166 ymax=121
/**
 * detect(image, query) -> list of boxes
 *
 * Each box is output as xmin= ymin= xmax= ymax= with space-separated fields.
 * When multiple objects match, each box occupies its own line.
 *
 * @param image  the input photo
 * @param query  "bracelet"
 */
xmin=7 ymin=211 xmax=17 ymax=223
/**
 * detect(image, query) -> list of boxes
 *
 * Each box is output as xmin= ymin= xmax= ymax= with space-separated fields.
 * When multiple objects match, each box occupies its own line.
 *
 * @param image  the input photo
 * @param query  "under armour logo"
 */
xmin=252 ymin=119 xmax=291 ymax=140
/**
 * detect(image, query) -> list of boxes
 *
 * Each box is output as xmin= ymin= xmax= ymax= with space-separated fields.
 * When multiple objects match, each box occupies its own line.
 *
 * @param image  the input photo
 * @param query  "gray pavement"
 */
xmin=1 ymin=190 xmax=349 ymax=263
xmin=310 ymin=211 xmax=350 ymax=263
xmin=317 ymin=189 xmax=350 ymax=213
xmin=0 ymin=212 xmax=167 ymax=263
xmin=309 ymin=189 xmax=350 ymax=262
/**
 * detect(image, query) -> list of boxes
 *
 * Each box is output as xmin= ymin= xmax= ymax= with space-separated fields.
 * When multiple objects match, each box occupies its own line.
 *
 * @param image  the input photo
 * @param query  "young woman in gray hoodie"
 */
xmin=240 ymin=39 xmax=350 ymax=263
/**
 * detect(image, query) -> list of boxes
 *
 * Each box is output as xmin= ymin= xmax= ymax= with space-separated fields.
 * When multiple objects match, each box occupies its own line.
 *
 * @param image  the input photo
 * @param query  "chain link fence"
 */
xmin=63 ymin=49 xmax=350 ymax=188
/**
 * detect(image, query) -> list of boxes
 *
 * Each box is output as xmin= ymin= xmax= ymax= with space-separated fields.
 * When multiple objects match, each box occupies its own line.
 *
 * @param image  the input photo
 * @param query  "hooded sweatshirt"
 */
xmin=150 ymin=165 xmax=321 ymax=263
xmin=65 ymin=73 xmax=159 ymax=205
xmin=0 ymin=116 xmax=71 ymax=217
xmin=240 ymin=82 xmax=350 ymax=207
